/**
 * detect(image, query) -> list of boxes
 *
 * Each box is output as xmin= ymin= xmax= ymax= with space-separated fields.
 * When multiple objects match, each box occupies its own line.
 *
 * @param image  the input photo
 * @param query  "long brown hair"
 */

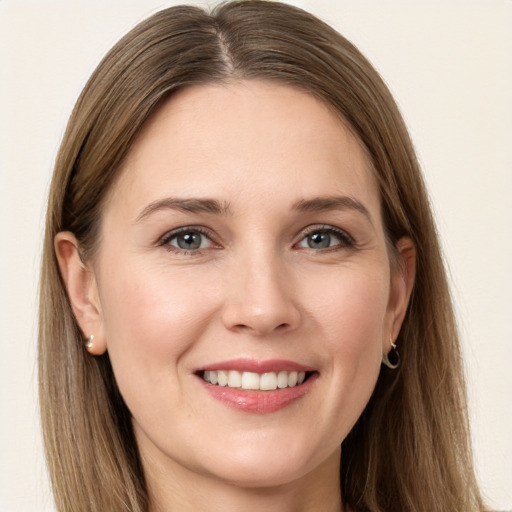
xmin=39 ymin=2 xmax=485 ymax=511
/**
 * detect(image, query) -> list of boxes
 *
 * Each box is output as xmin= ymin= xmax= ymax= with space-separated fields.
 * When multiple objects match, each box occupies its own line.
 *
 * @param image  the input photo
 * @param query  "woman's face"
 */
xmin=84 ymin=81 xmax=410 ymax=490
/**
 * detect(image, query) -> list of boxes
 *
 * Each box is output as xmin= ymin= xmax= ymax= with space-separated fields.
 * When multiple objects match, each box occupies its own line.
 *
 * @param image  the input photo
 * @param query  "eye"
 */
xmin=160 ymin=228 xmax=214 ymax=253
xmin=297 ymin=226 xmax=353 ymax=250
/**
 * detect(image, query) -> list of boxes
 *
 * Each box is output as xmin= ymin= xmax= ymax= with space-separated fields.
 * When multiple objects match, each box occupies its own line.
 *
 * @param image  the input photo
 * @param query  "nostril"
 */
xmin=221 ymin=301 xmax=300 ymax=336
xmin=235 ymin=322 xmax=292 ymax=335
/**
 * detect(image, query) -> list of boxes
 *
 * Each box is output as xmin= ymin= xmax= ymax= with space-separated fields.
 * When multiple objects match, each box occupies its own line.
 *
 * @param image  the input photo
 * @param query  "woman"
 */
xmin=39 ymin=1 xmax=486 ymax=511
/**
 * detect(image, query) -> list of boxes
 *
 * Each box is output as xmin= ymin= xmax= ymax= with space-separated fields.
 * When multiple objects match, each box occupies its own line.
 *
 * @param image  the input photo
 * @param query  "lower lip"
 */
xmin=199 ymin=373 xmax=318 ymax=413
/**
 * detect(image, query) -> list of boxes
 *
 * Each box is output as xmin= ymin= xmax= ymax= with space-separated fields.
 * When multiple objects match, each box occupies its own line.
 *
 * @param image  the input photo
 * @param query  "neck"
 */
xmin=143 ymin=446 xmax=344 ymax=512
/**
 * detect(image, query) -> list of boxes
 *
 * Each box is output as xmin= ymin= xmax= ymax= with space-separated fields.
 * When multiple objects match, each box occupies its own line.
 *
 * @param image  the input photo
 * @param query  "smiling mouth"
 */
xmin=201 ymin=370 xmax=313 ymax=391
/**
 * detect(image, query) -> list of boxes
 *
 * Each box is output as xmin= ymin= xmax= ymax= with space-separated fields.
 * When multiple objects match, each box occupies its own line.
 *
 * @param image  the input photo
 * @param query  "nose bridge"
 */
xmin=222 ymin=242 xmax=300 ymax=336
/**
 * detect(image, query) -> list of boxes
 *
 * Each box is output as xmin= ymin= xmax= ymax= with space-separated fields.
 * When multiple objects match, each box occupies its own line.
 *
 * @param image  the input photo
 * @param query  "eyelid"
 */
xmin=295 ymin=224 xmax=355 ymax=249
xmin=157 ymin=225 xmax=220 ymax=252
xmin=155 ymin=223 xmax=355 ymax=254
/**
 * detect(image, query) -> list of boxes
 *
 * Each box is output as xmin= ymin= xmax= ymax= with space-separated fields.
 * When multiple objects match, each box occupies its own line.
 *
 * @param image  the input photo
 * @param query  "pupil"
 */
xmin=178 ymin=232 xmax=201 ymax=250
xmin=308 ymin=232 xmax=330 ymax=249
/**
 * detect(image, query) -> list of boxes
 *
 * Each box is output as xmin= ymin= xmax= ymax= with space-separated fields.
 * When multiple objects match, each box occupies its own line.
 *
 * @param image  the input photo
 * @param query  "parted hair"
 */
xmin=39 ymin=1 xmax=485 ymax=511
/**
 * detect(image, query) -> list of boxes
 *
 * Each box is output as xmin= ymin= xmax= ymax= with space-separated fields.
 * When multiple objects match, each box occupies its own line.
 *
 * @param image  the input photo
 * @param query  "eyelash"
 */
xmin=158 ymin=226 xmax=218 ymax=255
xmin=296 ymin=225 xmax=355 ymax=252
xmin=157 ymin=224 xmax=355 ymax=255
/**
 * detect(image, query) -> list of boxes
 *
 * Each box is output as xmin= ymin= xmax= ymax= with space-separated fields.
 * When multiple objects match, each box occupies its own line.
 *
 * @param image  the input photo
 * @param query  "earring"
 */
xmin=85 ymin=334 xmax=95 ymax=350
xmin=382 ymin=337 xmax=400 ymax=369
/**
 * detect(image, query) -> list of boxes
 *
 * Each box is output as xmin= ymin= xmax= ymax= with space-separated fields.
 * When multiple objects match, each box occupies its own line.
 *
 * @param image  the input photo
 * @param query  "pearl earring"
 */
xmin=85 ymin=334 xmax=95 ymax=350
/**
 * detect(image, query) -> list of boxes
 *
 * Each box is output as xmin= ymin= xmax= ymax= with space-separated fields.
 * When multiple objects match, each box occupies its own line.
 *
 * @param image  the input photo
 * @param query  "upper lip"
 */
xmin=196 ymin=358 xmax=315 ymax=374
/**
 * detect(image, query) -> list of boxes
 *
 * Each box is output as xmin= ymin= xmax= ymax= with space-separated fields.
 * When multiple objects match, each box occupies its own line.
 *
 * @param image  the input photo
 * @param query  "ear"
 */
xmin=385 ymin=236 xmax=416 ymax=346
xmin=54 ymin=232 xmax=107 ymax=355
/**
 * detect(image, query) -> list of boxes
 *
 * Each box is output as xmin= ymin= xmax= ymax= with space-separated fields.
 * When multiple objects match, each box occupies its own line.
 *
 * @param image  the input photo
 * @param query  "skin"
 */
xmin=56 ymin=81 xmax=415 ymax=512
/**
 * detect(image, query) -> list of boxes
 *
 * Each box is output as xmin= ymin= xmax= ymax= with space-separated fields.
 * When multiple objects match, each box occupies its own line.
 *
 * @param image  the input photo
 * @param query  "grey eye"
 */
xmin=307 ymin=231 xmax=332 ymax=249
xmin=169 ymin=231 xmax=211 ymax=251
xmin=297 ymin=227 xmax=353 ymax=251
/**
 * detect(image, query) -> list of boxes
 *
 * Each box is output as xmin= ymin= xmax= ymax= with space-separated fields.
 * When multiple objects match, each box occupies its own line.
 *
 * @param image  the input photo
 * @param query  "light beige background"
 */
xmin=1 ymin=1 xmax=511 ymax=510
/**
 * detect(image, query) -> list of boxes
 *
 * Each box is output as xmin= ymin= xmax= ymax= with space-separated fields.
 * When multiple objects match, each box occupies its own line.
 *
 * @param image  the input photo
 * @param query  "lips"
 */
xmin=195 ymin=359 xmax=317 ymax=413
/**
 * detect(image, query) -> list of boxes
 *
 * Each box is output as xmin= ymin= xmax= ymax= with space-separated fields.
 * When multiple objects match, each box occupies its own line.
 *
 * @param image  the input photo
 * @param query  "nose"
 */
xmin=221 ymin=252 xmax=301 ymax=337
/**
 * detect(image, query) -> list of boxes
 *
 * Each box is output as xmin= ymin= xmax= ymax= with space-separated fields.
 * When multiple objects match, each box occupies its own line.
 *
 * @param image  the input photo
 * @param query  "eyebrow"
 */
xmin=135 ymin=195 xmax=372 ymax=224
xmin=293 ymin=196 xmax=373 ymax=224
xmin=135 ymin=197 xmax=231 ymax=223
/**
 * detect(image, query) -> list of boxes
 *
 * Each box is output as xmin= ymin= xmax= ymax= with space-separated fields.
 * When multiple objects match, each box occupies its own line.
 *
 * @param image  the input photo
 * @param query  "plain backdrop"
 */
xmin=1 ymin=1 xmax=511 ymax=510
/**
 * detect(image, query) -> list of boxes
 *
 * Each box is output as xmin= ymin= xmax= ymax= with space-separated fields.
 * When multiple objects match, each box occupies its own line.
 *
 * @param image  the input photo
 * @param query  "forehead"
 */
xmin=107 ymin=80 xmax=379 ymax=218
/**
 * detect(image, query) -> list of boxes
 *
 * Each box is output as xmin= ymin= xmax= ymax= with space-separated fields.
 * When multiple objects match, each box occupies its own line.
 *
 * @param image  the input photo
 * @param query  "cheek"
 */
xmin=97 ymin=257 xmax=221 ymax=381
xmin=96 ymin=259 xmax=224 ymax=429
xmin=310 ymin=268 xmax=389 ymax=407
xmin=313 ymin=267 xmax=389 ymax=349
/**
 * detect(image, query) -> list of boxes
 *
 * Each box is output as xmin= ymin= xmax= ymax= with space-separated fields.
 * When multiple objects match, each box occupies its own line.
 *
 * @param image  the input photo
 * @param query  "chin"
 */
xmin=212 ymin=461 xmax=311 ymax=489
xmin=196 ymin=440 xmax=331 ymax=489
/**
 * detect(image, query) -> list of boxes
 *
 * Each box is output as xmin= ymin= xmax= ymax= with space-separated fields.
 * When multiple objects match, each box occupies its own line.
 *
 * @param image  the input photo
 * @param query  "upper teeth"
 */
xmin=203 ymin=370 xmax=306 ymax=390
